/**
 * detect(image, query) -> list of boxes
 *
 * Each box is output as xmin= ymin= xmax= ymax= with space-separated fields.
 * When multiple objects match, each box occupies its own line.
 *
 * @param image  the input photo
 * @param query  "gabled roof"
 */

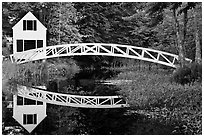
xmin=12 ymin=11 xmax=47 ymax=30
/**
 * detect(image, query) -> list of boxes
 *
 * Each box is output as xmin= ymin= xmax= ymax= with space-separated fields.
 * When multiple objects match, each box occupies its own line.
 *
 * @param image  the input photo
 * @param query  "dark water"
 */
xmin=38 ymin=69 xmax=173 ymax=135
xmin=35 ymin=69 xmax=131 ymax=135
xmin=3 ymin=69 xmax=174 ymax=135
xmin=72 ymin=69 xmax=121 ymax=95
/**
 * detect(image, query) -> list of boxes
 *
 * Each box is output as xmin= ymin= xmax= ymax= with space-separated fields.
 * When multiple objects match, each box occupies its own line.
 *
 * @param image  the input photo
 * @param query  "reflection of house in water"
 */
xmin=13 ymin=90 xmax=46 ymax=133
xmin=12 ymin=11 xmax=47 ymax=133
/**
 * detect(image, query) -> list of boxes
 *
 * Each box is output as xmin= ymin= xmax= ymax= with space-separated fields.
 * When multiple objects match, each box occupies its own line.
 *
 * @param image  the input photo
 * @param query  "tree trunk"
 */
xmin=194 ymin=3 xmax=202 ymax=64
xmin=173 ymin=8 xmax=185 ymax=67
xmin=182 ymin=6 xmax=188 ymax=58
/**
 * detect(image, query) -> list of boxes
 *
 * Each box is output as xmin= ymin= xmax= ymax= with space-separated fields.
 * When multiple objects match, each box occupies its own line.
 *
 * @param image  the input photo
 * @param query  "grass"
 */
xmin=113 ymin=69 xmax=202 ymax=135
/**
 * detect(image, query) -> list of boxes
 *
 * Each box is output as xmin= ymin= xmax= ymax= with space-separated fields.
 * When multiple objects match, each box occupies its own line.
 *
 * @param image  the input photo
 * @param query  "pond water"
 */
xmin=34 ymin=68 xmax=131 ymax=135
xmin=39 ymin=68 xmax=173 ymax=135
xmin=3 ymin=68 xmax=174 ymax=135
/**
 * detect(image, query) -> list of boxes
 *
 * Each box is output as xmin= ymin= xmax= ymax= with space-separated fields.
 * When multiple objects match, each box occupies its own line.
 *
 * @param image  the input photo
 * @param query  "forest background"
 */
xmin=2 ymin=2 xmax=202 ymax=135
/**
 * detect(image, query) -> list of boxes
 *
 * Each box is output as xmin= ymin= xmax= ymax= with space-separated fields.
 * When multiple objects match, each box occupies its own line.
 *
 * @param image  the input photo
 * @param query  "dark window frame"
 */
xmin=16 ymin=96 xmax=43 ymax=106
xmin=24 ymin=40 xmax=36 ymax=51
xmin=23 ymin=20 xmax=37 ymax=31
xmin=23 ymin=20 xmax=26 ymax=30
xmin=16 ymin=39 xmax=43 ymax=52
xmin=17 ymin=40 xmax=23 ymax=52
xmin=37 ymin=101 xmax=43 ymax=105
xmin=17 ymin=96 xmax=23 ymax=105
xmin=34 ymin=20 xmax=37 ymax=31
xmin=37 ymin=40 xmax=43 ymax=48
xmin=24 ymin=98 xmax=36 ymax=105
xmin=23 ymin=114 xmax=37 ymax=125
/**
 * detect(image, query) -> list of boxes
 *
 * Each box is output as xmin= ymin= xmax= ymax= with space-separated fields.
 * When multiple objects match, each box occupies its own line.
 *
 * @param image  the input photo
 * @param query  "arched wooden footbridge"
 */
xmin=9 ymin=43 xmax=191 ymax=68
xmin=5 ymin=43 xmax=192 ymax=133
xmin=6 ymin=43 xmax=192 ymax=109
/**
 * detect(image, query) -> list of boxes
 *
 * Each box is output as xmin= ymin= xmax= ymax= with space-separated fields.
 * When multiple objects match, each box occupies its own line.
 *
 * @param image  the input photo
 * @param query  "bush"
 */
xmin=115 ymin=70 xmax=171 ymax=109
xmin=172 ymin=63 xmax=202 ymax=85
xmin=189 ymin=62 xmax=202 ymax=82
xmin=115 ymin=70 xmax=202 ymax=134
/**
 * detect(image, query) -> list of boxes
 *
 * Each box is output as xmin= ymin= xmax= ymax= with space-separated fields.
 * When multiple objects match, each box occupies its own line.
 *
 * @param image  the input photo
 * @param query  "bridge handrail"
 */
xmin=46 ymin=43 xmax=181 ymax=58
xmin=4 ymin=43 xmax=192 ymax=67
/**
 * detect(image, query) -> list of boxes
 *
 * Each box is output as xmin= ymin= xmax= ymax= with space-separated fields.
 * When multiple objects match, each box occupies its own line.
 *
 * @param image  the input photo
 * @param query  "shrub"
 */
xmin=115 ymin=70 xmax=202 ymax=134
xmin=172 ymin=63 xmax=202 ymax=85
xmin=189 ymin=62 xmax=202 ymax=82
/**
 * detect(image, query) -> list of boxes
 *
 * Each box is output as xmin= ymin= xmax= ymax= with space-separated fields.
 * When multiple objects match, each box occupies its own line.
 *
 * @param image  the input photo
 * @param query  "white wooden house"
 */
xmin=12 ymin=11 xmax=47 ymax=54
xmin=12 ymin=11 xmax=47 ymax=133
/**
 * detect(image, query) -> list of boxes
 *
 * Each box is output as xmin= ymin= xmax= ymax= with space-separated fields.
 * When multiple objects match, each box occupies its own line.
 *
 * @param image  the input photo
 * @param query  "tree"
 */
xmin=2 ymin=58 xmax=80 ymax=134
xmin=2 ymin=1 xmax=82 ymax=95
xmin=193 ymin=3 xmax=202 ymax=64
xmin=171 ymin=3 xmax=186 ymax=66
xmin=2 ymin=2 xmax=82 ymax=46
xmin=146 ymin=2 xmax=202 ymax=66
xmin=74 ymin=2 xmax=143 ymax=68
xmin=147 ymin=2 xmax=187 ymax=66
xmin=2 ymin=3 xmax=83 ymax=134
xmin=147 ymin=2 xmax=188 ymax=66
xmin=122 ymin=2 xmax=159 ymax=48
xmin=2 ymin=2 xmax=44 ymax=34
xmin=44 ymin=2 xmax=82 ymax=45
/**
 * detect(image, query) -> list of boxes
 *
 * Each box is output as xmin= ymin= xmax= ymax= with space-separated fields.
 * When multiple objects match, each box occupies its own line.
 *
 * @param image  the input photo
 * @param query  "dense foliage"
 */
xmin=172 ymin=62 xmax=202 ymax=85
xmin=116 ymin=67 xmax=201 ymax=134
xmin=2 ymin=2 xmax=202 ymax=65
xmin=2 ymin=2 xmax=202 ymax=135
xmin=2 ymin=2 xmax=81 ymax=45
xmin=2 ymin=3 xmax=82 ymax=134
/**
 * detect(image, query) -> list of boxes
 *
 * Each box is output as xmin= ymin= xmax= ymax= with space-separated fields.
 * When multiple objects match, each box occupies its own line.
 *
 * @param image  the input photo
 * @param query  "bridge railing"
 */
xmin=7 ymin=43 xmax=192 ymax=68
xmin=10 ymin=47 xmax=45 ymax=63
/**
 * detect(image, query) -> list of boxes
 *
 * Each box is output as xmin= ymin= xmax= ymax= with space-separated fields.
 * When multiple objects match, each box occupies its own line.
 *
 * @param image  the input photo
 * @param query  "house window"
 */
xmin=24 ymin=98 xmax=36 ymax=105
xmin=23 ymin=20 xmax=37 ymax=31
xmin=24 ymin=40 xmax=36 ymax=50
xmin=17 ymin=96 xmax=43 ymax=106
xmin=17 ymin=40 xmax=23 ymax=52
xmin=37 ymin=40 xmax=43 ymax=48
xmin=37 ymin=101 xmax=43 ymax=105
xmin=23 ymin=114 xmax=37 ymax=125
xmin=16 ymin=39 xmax=43 ymax=52
xmin=17 ymin=96 xmax=23 ymax=105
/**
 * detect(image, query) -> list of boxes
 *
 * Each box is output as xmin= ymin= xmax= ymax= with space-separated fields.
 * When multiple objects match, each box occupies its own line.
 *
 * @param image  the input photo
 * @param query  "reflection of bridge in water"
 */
xmin=7 ymin=43 xmax=192 ymax=108
xmin=18 ymin=85 xmax=128 ymax=108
